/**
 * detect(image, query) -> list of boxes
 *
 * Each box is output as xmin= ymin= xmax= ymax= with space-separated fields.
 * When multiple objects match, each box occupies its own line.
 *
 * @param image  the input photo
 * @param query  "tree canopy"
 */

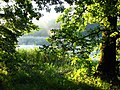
xmin=0 ymin=0 xmax=64 ymax=52
xmin=50 ymin=0 xmax=120 ymax=55
xmin=49 ymin=0 xmax=120 ymax=82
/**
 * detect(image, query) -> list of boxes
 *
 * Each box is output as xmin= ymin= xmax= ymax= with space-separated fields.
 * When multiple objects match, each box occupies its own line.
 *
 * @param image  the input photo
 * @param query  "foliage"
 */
xmin=45 ymin=0 xmax=120 ymax=84
xmin=0 ymin=0 xmax=39 ymax=53
xmin=49 ymin=0 xmax=119 ymax=56
xmin=0 ymin=0 xmax=63 ymax=77
xmin=1 ymin=47 xmax=119 ymax=90
xmin=0 ymin=26 xmax=17 ymax=52
xmin=1 ymin=0 xmax=120 ymax=89
xmin=0 ymin=0 xmax=65 ymax=51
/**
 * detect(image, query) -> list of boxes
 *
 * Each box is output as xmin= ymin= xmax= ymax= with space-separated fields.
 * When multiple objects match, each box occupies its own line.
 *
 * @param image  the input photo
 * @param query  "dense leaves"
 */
xmin=48 ymin=0 xmax=120 ymax=82
xmin=49 ymin=6 xmax=102 ymax=58
xmin=0 ymin=0 xmax=64 ymax=75
xmin=0 ymin=0 xmax=39 ymax=53
xmin=0 ymin=0 xmax=65 ymax=52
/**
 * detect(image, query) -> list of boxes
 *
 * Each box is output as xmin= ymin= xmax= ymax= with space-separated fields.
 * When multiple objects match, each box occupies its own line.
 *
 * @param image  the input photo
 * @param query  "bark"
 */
xmin=96 ymin=16 xmax=118 ymax=82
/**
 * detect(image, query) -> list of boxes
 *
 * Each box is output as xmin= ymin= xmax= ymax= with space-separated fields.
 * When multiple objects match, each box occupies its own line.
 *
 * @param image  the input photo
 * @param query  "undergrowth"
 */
xmin=0 ymin=47 xmax=119 ymax=90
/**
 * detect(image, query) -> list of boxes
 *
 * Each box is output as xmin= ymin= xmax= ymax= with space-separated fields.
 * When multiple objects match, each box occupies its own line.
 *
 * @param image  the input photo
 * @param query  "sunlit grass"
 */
xmin=1 ymin=48 xmax=119 ymax=90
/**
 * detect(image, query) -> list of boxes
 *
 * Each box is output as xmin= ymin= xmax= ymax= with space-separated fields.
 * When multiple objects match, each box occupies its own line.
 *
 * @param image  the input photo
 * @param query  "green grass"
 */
xmin=1 ymin=48 xmax=120 ymax=90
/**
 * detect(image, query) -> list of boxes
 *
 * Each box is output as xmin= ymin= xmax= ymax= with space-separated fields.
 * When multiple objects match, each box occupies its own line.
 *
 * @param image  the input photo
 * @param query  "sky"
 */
xmin=32 ymin=8 xmax=61 ymax=26
xmin=32 ymin=1 xmax=70 ymax=26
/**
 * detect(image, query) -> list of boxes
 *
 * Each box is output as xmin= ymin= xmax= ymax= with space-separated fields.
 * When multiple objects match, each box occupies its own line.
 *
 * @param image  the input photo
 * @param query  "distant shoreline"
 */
xmin=16 ymin=45 xmax=43 ymax=49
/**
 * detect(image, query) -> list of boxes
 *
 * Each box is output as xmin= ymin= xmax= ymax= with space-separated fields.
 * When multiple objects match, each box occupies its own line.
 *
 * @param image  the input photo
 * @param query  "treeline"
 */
xmin=18 ymin=36 xmax=49 ymax=45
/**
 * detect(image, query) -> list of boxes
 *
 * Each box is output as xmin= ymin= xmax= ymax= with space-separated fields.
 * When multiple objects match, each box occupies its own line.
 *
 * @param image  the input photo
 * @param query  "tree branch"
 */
xmin=0 ymin=13 xmax=5 ymax=18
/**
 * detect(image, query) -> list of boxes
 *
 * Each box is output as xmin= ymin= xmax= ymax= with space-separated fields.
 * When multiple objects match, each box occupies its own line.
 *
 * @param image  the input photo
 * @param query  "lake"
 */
xmin=16 ymin=45 xmax=43 ymax=49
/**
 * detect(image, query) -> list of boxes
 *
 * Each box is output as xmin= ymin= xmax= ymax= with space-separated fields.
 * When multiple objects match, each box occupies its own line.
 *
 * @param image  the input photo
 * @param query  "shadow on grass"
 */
xmin=1 ymin=49 xmax=100 ymax=90
xmin=5 ymin=68 xmax=100 ymax=90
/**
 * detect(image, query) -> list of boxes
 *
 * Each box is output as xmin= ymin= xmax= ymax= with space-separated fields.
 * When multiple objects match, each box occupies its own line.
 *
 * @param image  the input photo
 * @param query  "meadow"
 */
xmin=0 ymin=47 xmax=120 ymax=90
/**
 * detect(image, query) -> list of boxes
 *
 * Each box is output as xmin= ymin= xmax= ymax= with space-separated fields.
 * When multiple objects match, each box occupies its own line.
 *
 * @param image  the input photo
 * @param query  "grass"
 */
xmin=0 ymin=48 xmax=120 ymax=90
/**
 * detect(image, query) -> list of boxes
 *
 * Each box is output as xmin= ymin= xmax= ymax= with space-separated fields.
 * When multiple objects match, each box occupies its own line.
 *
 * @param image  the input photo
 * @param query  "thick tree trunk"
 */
xmin=98 ymin=36 xmax=116 ymax=76
xmin=96 ymin=16 xmax=118 ymax=82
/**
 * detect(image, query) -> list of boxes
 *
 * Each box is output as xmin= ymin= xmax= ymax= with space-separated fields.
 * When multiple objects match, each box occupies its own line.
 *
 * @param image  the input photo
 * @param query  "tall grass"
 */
xmin=1 ymin=47 xmax=119 ymax=90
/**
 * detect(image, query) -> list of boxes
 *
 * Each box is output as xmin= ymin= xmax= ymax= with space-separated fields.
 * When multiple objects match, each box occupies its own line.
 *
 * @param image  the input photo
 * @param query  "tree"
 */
xmin=0 ymin=0 xmax=64 ymax=75
xmin=49 ymin=0 xmax=120 ymax=82
xmin=0 ymin=0 xmax=64 ymax=51
xmin=0 ymin=0 xmax=37 ymax=52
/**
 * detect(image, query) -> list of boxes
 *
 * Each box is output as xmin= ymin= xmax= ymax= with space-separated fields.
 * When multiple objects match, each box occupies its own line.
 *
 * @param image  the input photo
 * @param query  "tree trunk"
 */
xmin=96 ymin=16 xmax=118 ymax=82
